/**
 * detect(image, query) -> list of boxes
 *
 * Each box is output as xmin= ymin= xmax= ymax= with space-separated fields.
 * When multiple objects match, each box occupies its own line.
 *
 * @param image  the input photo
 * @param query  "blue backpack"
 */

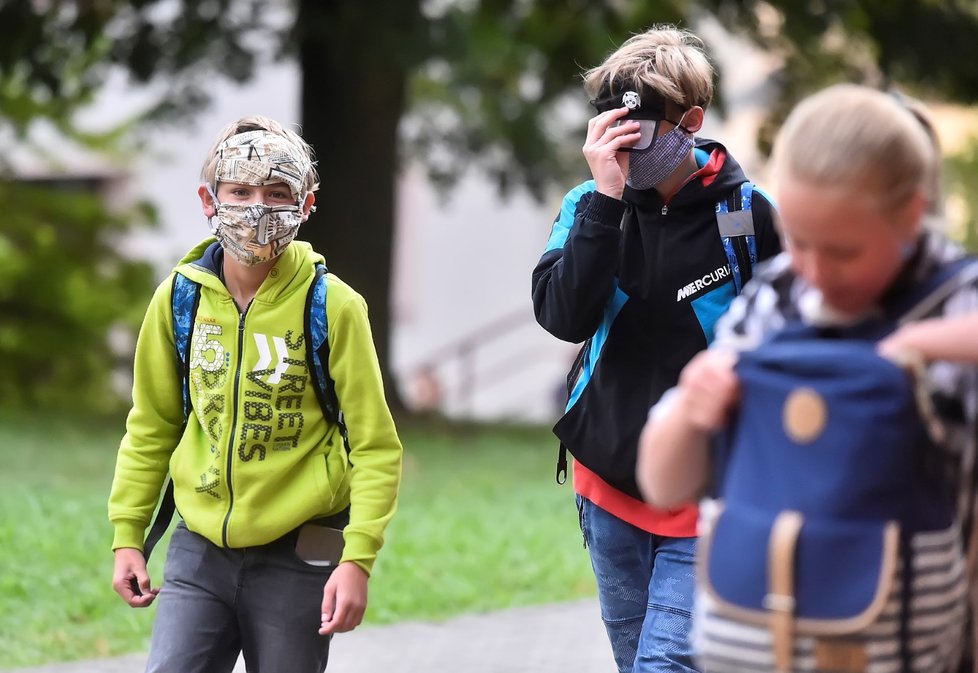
xmin=697 ymin=258 xmax=978 ymax=673
xmin=140 ymin=263 xmax=349 ymax=562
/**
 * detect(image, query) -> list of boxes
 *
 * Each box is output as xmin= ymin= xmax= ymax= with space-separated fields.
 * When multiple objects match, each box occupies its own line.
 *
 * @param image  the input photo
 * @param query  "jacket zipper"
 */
xmin=221 ymin=305 xmax=249 ymax=547
xmin=661 ymin=167 xmax=703 ymax=216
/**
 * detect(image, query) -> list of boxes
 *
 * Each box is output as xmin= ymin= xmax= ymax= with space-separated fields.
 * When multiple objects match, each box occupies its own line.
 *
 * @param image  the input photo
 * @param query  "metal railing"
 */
xmin=405 ymin=305 xmax=570 ymax=419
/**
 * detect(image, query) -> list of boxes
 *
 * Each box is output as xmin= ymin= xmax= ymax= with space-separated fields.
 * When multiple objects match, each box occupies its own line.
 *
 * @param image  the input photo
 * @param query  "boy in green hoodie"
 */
xmin=108 ymin=116 xmax=403 ymax=673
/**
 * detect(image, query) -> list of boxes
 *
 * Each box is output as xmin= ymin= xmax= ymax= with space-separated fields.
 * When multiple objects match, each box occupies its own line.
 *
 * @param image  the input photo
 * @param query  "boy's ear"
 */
xmin=301 ymin=192 xmax=316 ymax=222
xmin=682 ymin=106 xmax=705 ymax=133
xmin=198 ymin=184 xmax=217 ymax=218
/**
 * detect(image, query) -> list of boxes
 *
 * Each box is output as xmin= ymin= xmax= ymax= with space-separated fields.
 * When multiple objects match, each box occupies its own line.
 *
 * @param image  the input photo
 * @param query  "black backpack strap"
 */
xmin=141 ymin=479 xmax=175 ymax=562
xmin=131 ymin=477 xmax=175 ymax=596
xmin=893 ymin=256 xmax=978 ymax=325
xmin=556 ymin=443 xmax=568 ymax=485
xmin=555 ymin=340 xmax=589 ymax=486
xmin=305 ymin=263 xmax=351 ymax=456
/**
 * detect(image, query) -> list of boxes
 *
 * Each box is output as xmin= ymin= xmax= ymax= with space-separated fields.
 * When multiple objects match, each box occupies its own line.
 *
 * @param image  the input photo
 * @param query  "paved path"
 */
xmin=5 ymin=599 xmax=614 ymax=673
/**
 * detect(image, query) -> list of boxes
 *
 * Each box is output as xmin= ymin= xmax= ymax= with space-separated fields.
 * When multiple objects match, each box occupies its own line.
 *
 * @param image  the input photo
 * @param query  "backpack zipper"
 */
xmin=221 ymin=305 xmax=249 ymax=547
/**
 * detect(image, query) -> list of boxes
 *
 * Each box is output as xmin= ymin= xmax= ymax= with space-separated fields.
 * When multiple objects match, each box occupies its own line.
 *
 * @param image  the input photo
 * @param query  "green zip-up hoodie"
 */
xmin=108 ymin=238 xmax=402 ymax=575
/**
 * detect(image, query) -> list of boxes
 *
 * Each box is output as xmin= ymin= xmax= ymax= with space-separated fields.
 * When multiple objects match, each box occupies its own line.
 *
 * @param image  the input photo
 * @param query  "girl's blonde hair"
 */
xmin=894 ymin=91 xmax=944 ymax=216
xmin=200 ymin=115 xmax=320 ymax=193
xmin=583 ymin=25 xmax=714 ymax=112
xmin=771 ymin=84 xmax=937 ymax=214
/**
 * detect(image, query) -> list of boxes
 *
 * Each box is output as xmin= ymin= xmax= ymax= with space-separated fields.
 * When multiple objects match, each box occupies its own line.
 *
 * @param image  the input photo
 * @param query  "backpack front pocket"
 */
xmin=698 ymin=502 xmax=900 ymax=672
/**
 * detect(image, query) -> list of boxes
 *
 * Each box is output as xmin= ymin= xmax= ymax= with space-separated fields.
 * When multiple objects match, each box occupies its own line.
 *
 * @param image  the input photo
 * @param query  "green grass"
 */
xmin=0 ymin=412 xmax=595 ymax=668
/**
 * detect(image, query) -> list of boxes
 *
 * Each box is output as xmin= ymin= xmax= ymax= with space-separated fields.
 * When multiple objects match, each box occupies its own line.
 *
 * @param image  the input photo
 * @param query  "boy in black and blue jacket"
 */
xmin=532 ymin=25 xmax=780 ymax=673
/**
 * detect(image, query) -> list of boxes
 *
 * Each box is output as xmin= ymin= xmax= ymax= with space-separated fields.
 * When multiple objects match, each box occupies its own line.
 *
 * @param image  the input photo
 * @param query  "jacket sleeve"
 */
xmin=531 ymin=183 xmax=627 ymax=343
xmin=327 ymin=292 xmax=403 ymax=576
xmin=108 ymin=276 xmax=185 ymax=551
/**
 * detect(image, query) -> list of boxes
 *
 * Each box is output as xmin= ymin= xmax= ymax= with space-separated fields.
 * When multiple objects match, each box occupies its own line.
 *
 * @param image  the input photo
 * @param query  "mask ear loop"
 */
xmin=206 ymin=183 xmax=221 ymax=235
xmin=673 ymin=110 xmax=691 ymax=135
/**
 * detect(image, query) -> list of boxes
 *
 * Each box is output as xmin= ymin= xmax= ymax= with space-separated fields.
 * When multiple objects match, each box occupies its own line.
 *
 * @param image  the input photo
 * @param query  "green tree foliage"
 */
xmin=698 ymin=0 xmax=978 ymax=153
xmin=945 ymin=141 xmax=978 ymax=253
xmin=0 ymin=0 xmax=275 ymax=139
xmin=4 ymin=0 xmax=978 ymax=408
xmin=0 ymin=181 xmax=156 ymax=413
xmin=402 ymin=0 xmax=687 ymax=196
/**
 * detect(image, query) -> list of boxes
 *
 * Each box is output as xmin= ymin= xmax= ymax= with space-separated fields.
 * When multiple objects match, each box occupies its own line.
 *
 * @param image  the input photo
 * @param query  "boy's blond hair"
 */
xmin=772 ymin=84 xmax=937 ymax=215
xmin=200 ymin=115 xmax=320 ymax=194
xmin=583 ymin=25 xmax=714 ymax=114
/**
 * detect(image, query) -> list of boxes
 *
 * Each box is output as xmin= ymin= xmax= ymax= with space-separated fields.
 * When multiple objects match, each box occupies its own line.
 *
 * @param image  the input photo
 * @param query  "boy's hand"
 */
xmin=112 ymin=548 xmax=159 ymax=608
xmin=676 ymin=349 xmax=740 ymax=432
xmin=583 ymin=106 xmax=641 ymax=200
xmin=319 ymin=561 xmax=368 ymax=635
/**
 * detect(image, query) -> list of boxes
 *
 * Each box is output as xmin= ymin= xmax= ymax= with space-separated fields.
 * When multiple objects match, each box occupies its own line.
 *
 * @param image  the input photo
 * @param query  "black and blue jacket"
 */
xmin=532 ymin=139 xmax=780 ymax=499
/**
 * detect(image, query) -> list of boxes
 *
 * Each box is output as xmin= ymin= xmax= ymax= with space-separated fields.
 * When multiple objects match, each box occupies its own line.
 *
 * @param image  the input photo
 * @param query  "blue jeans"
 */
xmin=578 ymin=495 xmax=699 ymax=673
xmin=144 ymin=520 xmax=337 ymax=673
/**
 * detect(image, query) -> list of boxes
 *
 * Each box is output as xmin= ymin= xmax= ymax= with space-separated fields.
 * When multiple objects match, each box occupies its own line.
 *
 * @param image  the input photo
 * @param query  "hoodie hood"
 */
xmin=175 ymin=238 xmax=326 ymax=304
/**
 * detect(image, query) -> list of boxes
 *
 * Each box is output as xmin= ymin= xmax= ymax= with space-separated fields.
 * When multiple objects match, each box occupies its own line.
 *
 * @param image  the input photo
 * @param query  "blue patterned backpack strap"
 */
xmin=304 ymin=263 xmax=351 ymax=457
xmin=135 ymin=272 xmax=200 ymax=575
xmin=171 ymin=272 xmax=201 ymax=422
xmin=715 ymin=181 xmax=758 ymax=295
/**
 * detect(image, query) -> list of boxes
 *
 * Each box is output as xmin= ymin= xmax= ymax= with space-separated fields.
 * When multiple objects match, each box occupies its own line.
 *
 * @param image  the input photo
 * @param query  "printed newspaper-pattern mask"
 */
xmin=208 ymin=188 xmax=304 ymax=267
xmin=208 ymin=130 xmax=312 ymax=266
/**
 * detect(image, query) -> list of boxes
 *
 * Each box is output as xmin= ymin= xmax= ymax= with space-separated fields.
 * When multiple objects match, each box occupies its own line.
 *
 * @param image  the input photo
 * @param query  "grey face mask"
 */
xmin=626 ymin=116 xmax=694 ymax=191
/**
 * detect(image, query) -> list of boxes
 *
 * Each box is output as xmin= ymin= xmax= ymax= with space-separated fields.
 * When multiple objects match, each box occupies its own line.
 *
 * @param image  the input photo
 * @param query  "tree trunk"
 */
xmin=295 ymin=0 xmax=423 ymax=413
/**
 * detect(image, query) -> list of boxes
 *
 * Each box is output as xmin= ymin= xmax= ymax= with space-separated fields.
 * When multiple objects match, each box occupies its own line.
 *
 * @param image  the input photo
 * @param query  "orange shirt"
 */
xmin=574 ymin=460 xmax=698 ymax=537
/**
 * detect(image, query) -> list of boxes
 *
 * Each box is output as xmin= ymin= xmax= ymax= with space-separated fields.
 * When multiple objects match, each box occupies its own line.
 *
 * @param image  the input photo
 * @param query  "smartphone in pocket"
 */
xmin=295 ymin=524 xmax=345 ymax=567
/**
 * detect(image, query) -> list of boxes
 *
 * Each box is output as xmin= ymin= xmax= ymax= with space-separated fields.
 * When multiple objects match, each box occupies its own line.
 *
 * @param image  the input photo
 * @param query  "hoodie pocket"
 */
xmin=313 ymin=432 xmax=349 ymax=510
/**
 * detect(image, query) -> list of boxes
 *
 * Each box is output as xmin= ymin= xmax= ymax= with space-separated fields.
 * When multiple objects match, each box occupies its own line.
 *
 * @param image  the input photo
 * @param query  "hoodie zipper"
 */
xmin=221 ymin=303 xmax=250 ymax=547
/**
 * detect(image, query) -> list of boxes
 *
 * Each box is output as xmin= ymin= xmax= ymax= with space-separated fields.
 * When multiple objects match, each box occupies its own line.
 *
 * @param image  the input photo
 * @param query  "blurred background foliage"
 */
xmin=947 ymin=138 xmax=978 ymax=254
xmin=0 ymin=180 xmax=156 ymax=413
xmin=2 ymin=0 xmax=978 ymax=413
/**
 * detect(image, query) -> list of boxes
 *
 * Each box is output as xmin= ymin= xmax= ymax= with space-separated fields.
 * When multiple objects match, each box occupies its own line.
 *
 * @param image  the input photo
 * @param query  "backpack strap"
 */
xmin=555 ymin=340 xmax=590 ymax=487
xmin=716 ymin=181 xmax=757 ymax=295
xmin=171 ymin=272 xmax=201 ymax=421
xmin=305 ymin=263 xmax=351 ymax=457
xmin=143 ymin=274 xmax=200 ymax=559
xmin=893 ymin=256 xmax=978 ymax=325
xmin=133 ymin=273 xmax=200 ymax=587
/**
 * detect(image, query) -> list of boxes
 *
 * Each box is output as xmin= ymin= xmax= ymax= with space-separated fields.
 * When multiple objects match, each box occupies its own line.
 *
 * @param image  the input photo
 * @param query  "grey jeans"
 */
xmin=145 ymin=520 xmax=338 ymax=673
